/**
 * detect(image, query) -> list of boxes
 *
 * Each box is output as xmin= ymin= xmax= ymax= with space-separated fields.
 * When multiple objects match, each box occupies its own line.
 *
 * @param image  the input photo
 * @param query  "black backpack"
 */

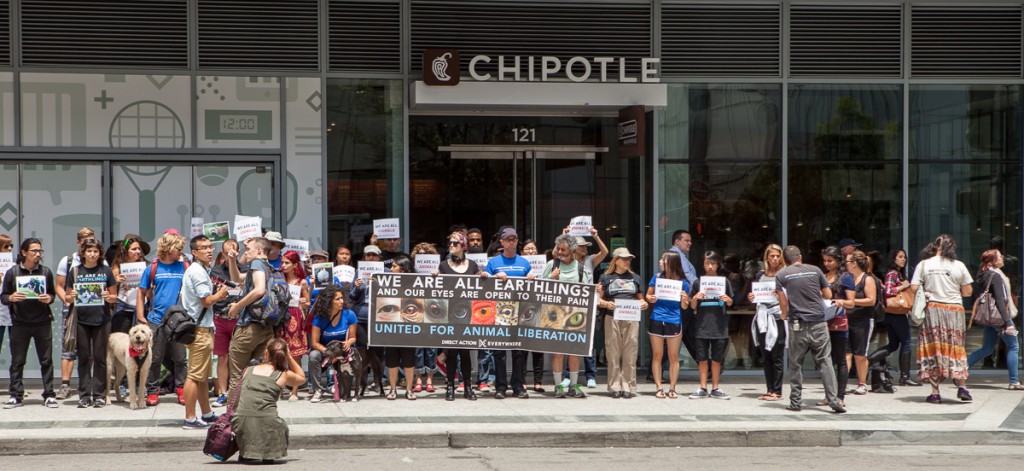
xmin=856 ymin=274 xmax=887 ymax=324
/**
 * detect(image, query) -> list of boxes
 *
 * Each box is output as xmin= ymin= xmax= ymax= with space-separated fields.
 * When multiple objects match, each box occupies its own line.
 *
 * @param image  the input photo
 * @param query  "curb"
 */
xmin=4 ymin=429 xmax=1024 ymax=455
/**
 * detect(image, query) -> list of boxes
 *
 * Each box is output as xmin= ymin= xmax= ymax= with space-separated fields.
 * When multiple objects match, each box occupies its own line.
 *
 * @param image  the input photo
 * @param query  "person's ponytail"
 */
xmin=264 ymin=338 xmax=290 ymax=372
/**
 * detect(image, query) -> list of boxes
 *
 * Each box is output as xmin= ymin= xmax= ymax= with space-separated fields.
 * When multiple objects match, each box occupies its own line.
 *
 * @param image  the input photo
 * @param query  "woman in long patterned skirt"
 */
xmin=910 ymin=234 xmax=974 ymax=404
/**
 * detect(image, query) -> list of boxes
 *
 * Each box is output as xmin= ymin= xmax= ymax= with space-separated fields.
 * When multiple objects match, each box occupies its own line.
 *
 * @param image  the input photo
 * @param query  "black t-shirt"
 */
xmin=66 ymin=264 xmax=115 ymax=326
xmin=689 ymin=276 xmax=733 ymax=339
xmin=598 ymin=271 xmax=643 ymax=318
xmin=438 ymin=259 xmax=480 ymax=276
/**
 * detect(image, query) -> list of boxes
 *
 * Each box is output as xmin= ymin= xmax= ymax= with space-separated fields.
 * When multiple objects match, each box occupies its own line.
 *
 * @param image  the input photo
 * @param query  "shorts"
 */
xmin=213 ymin=316 xmax=238 ymax=356
xmin=847 ymin=313 xmax=875 ymax=356
xmin=647 ymin=320 xmax=682 ymax=338
xmin=186 ymin=328 xmax=214 ymax=382
xmin=61 ymin=310 xmax=77 ymax=360
xmin=385 ymin=347 xmax=416 ymax=369
xmin=694 ymin=337 xmax=728 ymax=363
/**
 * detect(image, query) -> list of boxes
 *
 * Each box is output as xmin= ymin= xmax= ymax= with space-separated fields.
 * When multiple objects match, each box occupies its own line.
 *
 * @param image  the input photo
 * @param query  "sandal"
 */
xmin=667 ymin=390 xmax=679 ymax=399
xmin=413 ymin=384 xmax=423 ymax=393
xmin=406 ymin=390 xmax=417 ymax=401
xmin=386 ymin=390 xmax=397 ymax=400
xmin=534 ymin=384 xmax=546 ymax=393
xmin=425 ymin=383 xmax=435 ymax=393
xmin=655 ymin=389 xmax=666 ymax=399
xmin=758 ymin=393 xmax=773 ymax=400
xmin=764 ymin=393 xmax=782 ymax=401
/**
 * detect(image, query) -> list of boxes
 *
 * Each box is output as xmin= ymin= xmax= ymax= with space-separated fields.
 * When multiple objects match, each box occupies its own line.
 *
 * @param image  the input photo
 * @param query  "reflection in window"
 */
xmin=911 ymin=85 xmax=1021 ymax=161
xmin=325 ymin=79 xmax=404 ymax=252
xmin=788 ymin=163 xmax=901 ymax=263
xmin=789 ymin=84 xmax=902 ymax=161
xmin=661 ymin=84 xmax=781 ymax=161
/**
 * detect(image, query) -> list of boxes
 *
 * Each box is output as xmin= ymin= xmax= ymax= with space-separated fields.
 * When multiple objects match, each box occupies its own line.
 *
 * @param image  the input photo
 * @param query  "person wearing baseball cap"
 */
xmin=483 ymin=226 xmax=535 ymax=399
xmin=263 ymin=231 xmax=286 ymax=269
xmin=838 ymin=238 xmax=861 ymax=256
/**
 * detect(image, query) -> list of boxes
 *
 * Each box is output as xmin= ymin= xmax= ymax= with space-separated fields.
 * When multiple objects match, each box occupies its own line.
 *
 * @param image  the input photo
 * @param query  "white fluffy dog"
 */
xmin=106 ymin=324 xmax=154 ymax=410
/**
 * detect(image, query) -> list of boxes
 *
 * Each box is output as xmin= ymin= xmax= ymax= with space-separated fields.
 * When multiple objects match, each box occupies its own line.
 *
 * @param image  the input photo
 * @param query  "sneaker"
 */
xmin=785 ymin=404 xmax=802 ymax=412
xmin=710 ymin=388 xmax=730 ymax=400
xmin=118 ymin=385 xmax=128 ymax=399
xmin=212 ymin=394 xmax=227 ymax=408
xmin=3 ymin=397 xmax=22 ymax=409
xmin=176 ymin=387 xmax=185 ymax=405
xmin=957 ymin=387 xmax=973 ymax=402
xmin=201 ymin=412 xmax=218 ymax=423
xmin=477 ymin=383 xmax=490 ymax=393
xmin=689 ymin=388 xmax=709 ymax=399
xmin=182 ymin=418 xmax=209 ymax=430
xmin=494 ymin=391 xmax=506 ymax=400
xmin=93 ymin=399 xmax=106 ymax=409
xmin=586 ymin=378 xmax=597 ymax=389
xmin=622 ymin=391 xmax=635 ymax=399
xmin=516 ymin=390 xmax=530 ymax=399
xmin=926 ymin=393 xmax=942 ymax=404
xmin=573 ymin=384 xmax=586 ymax=398
xmin=854 ymin=384 xmax=868 ymax=395
xmin=44 ymin=397 xmax=59 ymax=408
xmin=559 ymin=378 xmax=571 ymax=388
xmin=456 ymin=383 xmax=465 ymax=393
xmin=146 ymin=393 xmax=159 ymax=407
xmin=77 ymin=398 xmax=92 ymax=408
xmin=829 ymin=401 xmax=847 ymax=414
xmin=554 ymin=385 xmax=567 ymax=398
xmin=1010 ymin=383 xmax=1024 ymax=390
xmin=566 ymin=385 xmax=577 ymax=398
xmin=310 ymin=390 xmax=324 ymax=403
xmin=55 ymin=384 xmax=72 ymax=400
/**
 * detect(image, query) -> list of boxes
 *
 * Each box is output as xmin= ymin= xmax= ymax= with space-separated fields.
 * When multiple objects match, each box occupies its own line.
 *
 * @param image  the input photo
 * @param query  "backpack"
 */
xmin=248 ymin=262 xmax=291 ymax=327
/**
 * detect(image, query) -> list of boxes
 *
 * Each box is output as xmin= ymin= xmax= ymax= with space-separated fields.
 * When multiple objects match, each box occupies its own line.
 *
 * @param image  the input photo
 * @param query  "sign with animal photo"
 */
xmin=203 ymin=221 xmax=230 ymax=243
xmin=368 ymin=273 xmax=598 ymax=356
xmin=74 ymin=282 xmax=106 ymax=307
xmin=16 ymin=275 xmax=46 ymax=298
xmin=311 ymin=263 xmax=333 ymax=290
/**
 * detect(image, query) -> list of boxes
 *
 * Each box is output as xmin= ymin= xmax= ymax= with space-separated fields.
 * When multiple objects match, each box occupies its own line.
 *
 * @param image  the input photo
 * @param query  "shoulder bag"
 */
xmin=204 ymin=367 xmax=247 ymax=461
xmin=885 ymin=274 xmax=914 ymax=315
xmin=970 ymin=274 xmax=1003 ymax=329
xmin=909 ymin=268 xmax=927 ymax=326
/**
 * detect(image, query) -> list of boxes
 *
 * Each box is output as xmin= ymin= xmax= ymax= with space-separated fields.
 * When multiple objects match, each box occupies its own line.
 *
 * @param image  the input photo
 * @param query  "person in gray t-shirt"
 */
xmin=774 ymin=245 xmax=845 ymax=414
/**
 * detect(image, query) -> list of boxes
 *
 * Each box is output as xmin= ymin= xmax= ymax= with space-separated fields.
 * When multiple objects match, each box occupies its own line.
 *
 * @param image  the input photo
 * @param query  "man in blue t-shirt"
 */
xmin=484 ymin=227 xmax=535 ymax=400
xmin=136 ymin=231 xmax=188 ymax=407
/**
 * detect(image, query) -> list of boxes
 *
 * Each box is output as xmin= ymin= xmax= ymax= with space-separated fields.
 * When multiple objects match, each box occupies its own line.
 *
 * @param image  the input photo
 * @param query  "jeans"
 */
xmin=967 ymin=326 xmax=1020 ymax=384
xmin=477 ymin=349 xmax=495 ymax=385
xmin=415 ymin=348 xmax=437 ymax=375
xmin=882 ymin=313 xmax=913 ymax=355
xmin=307 ymin=350 xmax=329 ymax=393
xmin=583 ymin=355 xmax=597 ymax=381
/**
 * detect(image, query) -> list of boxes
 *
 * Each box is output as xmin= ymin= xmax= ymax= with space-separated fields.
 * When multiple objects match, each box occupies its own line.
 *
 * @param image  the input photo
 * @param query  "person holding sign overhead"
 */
xmin=596 ymin=247 xmax=647 ymax=398
xmin=644 ymin=250 xmax=690 ymax=398
xmin=748 ymin=244 xmax=786 ymax=401
xmin=565 ymin=225 xmax=608 ymax=390
xmin=688 ymin=251 xmax=734 ymax=400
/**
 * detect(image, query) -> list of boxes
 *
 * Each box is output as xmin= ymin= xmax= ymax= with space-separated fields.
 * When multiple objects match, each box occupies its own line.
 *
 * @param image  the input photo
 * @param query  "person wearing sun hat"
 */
xmin=597 ymin=246 xmax=647 ymax=398
xmin=264 ymin=231 xmax=286 ymax=270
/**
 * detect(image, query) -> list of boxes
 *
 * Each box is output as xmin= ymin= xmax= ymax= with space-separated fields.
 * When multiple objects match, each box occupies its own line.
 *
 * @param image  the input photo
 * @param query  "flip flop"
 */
xmin=655 ymin=389 xmax=666 ymax=399
xmin=406 ymin=390 xmax=417 ymax=401
xmin=386 ymin=390 xmax=397 ymax=400
xmin=764 ymin=393 xmax=782 ymax=401
xmin=667 ymin=390 xmax=679 ymax=399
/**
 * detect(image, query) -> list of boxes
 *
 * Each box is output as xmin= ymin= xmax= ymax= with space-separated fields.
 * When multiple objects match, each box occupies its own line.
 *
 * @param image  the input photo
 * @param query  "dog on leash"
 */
xmin=106 ymin=324 xmax=154 ymax=410
xmin=322 ymin=340 xmax=364 ymax=402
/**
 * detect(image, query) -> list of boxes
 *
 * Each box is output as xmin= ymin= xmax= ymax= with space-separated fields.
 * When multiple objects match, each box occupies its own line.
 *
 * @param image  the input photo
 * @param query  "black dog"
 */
xmin=322 ymin=340 xmax=363 ymax=402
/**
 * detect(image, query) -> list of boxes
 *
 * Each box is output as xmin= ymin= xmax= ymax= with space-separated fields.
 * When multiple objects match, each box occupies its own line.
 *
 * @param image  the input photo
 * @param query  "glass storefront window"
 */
xmin=789 ymin=84 xmax=902 ymax=161
xmin=910 ymin=85 xmax=1022 ymax=374
xmin=659 ymin=84 xmax=783 ymax=370
xmin=325 ymin=79 xmax=404 ymax=254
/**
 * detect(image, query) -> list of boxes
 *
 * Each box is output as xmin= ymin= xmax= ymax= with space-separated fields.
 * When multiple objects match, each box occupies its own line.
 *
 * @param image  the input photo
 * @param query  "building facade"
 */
xmin=0 ymin=0 xmax=1020 ymax=372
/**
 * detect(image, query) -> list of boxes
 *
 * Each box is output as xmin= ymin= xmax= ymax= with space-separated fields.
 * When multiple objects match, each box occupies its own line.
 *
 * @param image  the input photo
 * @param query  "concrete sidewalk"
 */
xmin=1 ymin=375 xmax=1023 ymax=455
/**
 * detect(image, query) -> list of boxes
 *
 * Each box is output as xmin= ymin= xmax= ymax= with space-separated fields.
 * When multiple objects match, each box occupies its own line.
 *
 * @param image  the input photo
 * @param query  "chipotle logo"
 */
xmin=423 ymin=49 xmax=460 ymax=86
